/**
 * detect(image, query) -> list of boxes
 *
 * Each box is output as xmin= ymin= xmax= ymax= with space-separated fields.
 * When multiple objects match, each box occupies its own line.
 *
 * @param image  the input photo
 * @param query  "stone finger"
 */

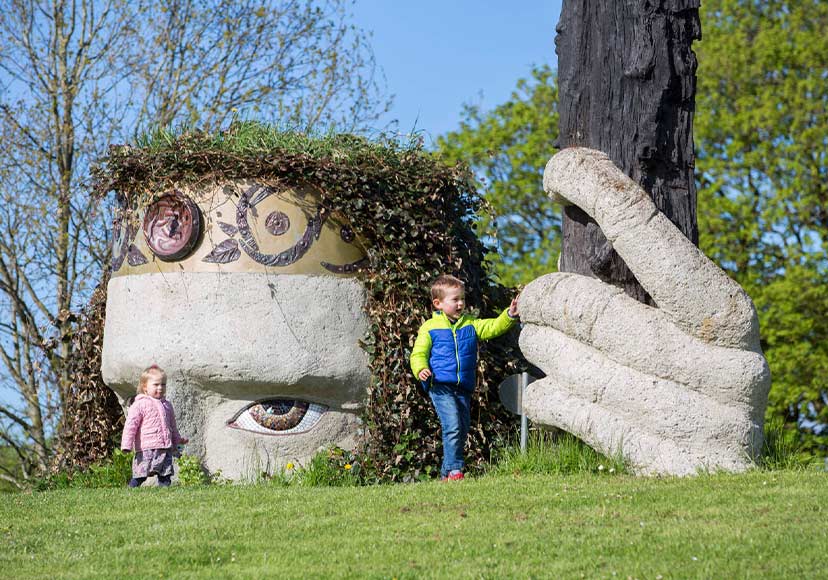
xmin=519 ymin=273 xmax=771 ymax=409
xmin=520 ymin=325 xmax=763 ymax=474
xmin=543 ymin=147 xmax=760 ymax=350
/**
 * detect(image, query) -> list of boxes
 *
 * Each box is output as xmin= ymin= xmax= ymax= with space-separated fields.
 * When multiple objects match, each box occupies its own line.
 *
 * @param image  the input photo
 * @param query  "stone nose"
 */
xmin=101 ymin=272 xmax=371 ymax=405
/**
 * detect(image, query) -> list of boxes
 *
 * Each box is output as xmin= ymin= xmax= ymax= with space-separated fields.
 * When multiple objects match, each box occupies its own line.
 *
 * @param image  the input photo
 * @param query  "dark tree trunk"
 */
xmin=555 ymin=0 xmax=701 ymax=304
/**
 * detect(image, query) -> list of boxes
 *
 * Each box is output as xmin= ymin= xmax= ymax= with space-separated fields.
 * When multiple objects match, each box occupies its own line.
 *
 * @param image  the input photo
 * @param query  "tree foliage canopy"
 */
xmin=437 ymin=65 xmax=560 ymax=287
xmin=695 ymin=0 xmax=828 ymax=456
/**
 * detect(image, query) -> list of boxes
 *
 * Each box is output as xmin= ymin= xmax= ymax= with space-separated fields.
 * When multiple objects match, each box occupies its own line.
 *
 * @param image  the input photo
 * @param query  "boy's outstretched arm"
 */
xmin=410 ymin=325 xmax=433 ymax=380
xmin=472 ymin=305 xmax=519 ymax=341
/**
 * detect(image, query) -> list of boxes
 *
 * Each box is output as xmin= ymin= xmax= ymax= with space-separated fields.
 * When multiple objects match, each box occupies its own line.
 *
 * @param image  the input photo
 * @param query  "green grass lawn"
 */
xmin=1 ymin=470 xmax=825 ymax=579
xmin=0 ymin=446 xmax=22 ymax=494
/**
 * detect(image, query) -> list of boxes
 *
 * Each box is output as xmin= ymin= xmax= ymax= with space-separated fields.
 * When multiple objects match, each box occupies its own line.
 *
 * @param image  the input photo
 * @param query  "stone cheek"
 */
xmin=101 ymin=273 xmax=371 ymax=481
xmin=110 ymin=180 xmax=367 ymax=278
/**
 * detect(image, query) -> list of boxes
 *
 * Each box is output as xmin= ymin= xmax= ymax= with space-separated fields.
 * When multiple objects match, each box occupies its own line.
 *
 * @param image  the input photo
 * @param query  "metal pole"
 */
xmin=520 ymin=371 xmax=528 ymax=453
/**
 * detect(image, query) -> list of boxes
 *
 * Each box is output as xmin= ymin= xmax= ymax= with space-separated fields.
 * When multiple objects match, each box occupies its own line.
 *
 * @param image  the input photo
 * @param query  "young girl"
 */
xmin=120 ymin=365 xmax=188 ymax=487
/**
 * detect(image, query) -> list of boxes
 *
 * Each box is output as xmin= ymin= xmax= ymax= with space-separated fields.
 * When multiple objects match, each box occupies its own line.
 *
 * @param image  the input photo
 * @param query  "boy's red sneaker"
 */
xmin=441 ymin=471 xmax=465 ymax=482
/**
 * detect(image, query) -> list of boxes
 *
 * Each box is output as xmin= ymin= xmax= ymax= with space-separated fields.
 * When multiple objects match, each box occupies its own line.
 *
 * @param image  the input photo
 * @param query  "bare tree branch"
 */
xmin=0 ymin=0 xmax=388 ymax=480
xmin=0 ymin=405 xmax=32 ymax=432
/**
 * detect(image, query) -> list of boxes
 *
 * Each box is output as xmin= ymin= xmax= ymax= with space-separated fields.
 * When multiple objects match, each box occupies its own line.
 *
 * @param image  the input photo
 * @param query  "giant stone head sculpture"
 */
xmin=94 ymin=126 xmax=520 ymax=483
xmin=101 ymin=180 xmax=371 ymax=479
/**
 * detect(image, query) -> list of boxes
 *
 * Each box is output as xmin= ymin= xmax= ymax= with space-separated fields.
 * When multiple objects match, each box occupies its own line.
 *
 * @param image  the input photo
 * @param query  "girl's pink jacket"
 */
xmin=120 ymin=394 xmax=184 ymax=452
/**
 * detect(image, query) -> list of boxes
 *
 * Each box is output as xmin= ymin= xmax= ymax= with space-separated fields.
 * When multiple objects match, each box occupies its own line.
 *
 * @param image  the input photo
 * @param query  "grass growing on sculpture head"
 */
xmin=2 ymin=470 xmax=826 ymax=578
xmin=133 ymin=120 xmax=401 ymax=161
xmin=77 ymin=120 xmax=530 ymax=483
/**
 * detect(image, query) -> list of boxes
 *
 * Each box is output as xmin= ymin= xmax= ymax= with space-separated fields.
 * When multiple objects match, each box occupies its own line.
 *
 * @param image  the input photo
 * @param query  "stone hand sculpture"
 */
xmin=519 ymin=148 xmax=771 ymax=475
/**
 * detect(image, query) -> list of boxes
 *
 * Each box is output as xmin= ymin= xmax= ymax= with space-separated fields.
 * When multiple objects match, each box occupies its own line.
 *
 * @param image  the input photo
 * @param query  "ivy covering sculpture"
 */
xmin=73 ymin=123 xmax=524 ymax=481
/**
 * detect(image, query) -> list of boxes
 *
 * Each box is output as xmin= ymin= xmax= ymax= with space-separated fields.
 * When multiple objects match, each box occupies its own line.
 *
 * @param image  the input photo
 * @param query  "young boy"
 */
xmin=410 ymin=274 xmax=519 ymax=481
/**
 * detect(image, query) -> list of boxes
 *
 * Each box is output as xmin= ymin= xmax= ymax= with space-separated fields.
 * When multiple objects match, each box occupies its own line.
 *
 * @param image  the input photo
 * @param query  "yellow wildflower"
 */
xmin=344 ymin=463 xmax=353 ymax=470
xmin=286 ymin=462 xmax=295 ymax=470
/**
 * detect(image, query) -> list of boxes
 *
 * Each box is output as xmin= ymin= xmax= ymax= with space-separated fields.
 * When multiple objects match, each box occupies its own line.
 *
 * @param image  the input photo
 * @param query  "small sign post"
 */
xmin=520 ymin=372 xmax=528 ymax=453
xmin=498 ymin=372 xmax=535 ymax=454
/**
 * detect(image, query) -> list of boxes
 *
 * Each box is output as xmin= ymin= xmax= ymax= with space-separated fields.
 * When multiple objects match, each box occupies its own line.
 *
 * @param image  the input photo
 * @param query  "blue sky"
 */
xmin=350 ymin=1 xmax=563 ymax=144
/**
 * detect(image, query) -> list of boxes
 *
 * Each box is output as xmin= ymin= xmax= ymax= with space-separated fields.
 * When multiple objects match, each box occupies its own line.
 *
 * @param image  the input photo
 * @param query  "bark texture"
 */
xmin=556 ymin=0 xmax=701 ymax=303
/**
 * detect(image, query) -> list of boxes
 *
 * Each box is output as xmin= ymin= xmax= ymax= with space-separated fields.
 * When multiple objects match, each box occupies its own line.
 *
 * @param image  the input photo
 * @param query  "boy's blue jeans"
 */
xmin=428 ymin=382 xmax=472 ymax=477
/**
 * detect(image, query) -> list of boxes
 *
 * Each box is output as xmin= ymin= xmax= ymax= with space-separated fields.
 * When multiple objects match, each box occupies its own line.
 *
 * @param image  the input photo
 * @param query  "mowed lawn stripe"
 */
xmin=1 ymin=471 xmax=825 ymax=579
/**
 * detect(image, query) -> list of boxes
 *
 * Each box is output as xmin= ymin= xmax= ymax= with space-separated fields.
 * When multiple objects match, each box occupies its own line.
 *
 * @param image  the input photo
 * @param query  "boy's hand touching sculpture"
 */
xmin=508 ymin=297 xmax=519 ymax=318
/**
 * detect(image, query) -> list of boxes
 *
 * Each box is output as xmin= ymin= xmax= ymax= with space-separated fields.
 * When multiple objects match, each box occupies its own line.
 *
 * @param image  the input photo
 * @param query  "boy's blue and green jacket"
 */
xmin=410 ymin=309 xmax=517 ymax=392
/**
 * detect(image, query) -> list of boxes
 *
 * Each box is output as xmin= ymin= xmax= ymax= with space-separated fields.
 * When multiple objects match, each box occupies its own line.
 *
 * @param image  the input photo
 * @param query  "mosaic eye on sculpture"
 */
xmin=228 ymin=399 xmax=327 ymax=435
xmin=143 ymin=192 xmax=202 ymax=261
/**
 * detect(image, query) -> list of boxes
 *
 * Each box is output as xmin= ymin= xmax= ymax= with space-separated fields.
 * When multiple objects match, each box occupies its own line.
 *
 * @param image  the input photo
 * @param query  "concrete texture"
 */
xmin=102 ymin=272 xmax=370 ymax=480
xmin=519 ymin=147 xmax=771 ymax=475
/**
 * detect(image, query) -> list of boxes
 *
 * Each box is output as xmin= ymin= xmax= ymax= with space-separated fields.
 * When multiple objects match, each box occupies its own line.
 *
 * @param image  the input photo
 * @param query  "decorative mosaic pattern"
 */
xmin=229 ymin=399 xmax=327 ymax=435
xmin=321 ymin=257 xmax=369 ymax=274
xmin=110 ymin=217 xmax=138 ymax=271
xmin=111 ymin=181 xmax=366 ymax=276
xmin=235 ymin=184 xmax=325 ymax=267
xmin=126 ymin=244 xmax=149 ymax=266
xmin=265 ymin=211 xmax=290 ymax=236
xmin=202 ymin=239 xmax=241 ymax=264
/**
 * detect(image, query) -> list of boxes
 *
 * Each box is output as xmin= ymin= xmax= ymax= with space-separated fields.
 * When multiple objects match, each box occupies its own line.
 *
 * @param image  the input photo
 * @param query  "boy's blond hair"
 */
xmin=137 ymin=364 xmax=167 ymax=395
xmin=431 ymin=274 xmax=465 ymax=301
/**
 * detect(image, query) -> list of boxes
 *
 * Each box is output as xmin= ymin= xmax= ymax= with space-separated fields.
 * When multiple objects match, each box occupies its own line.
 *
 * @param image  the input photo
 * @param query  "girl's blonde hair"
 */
xmin=137 ymin=364 xmax=167 ymax=395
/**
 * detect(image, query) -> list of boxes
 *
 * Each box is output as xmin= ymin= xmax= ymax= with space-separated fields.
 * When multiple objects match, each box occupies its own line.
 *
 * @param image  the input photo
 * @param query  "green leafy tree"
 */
xmin=695 ymin=0 xmax=828 ymax=457
xmin=437 ymin=65 xmax=560 ymax=287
